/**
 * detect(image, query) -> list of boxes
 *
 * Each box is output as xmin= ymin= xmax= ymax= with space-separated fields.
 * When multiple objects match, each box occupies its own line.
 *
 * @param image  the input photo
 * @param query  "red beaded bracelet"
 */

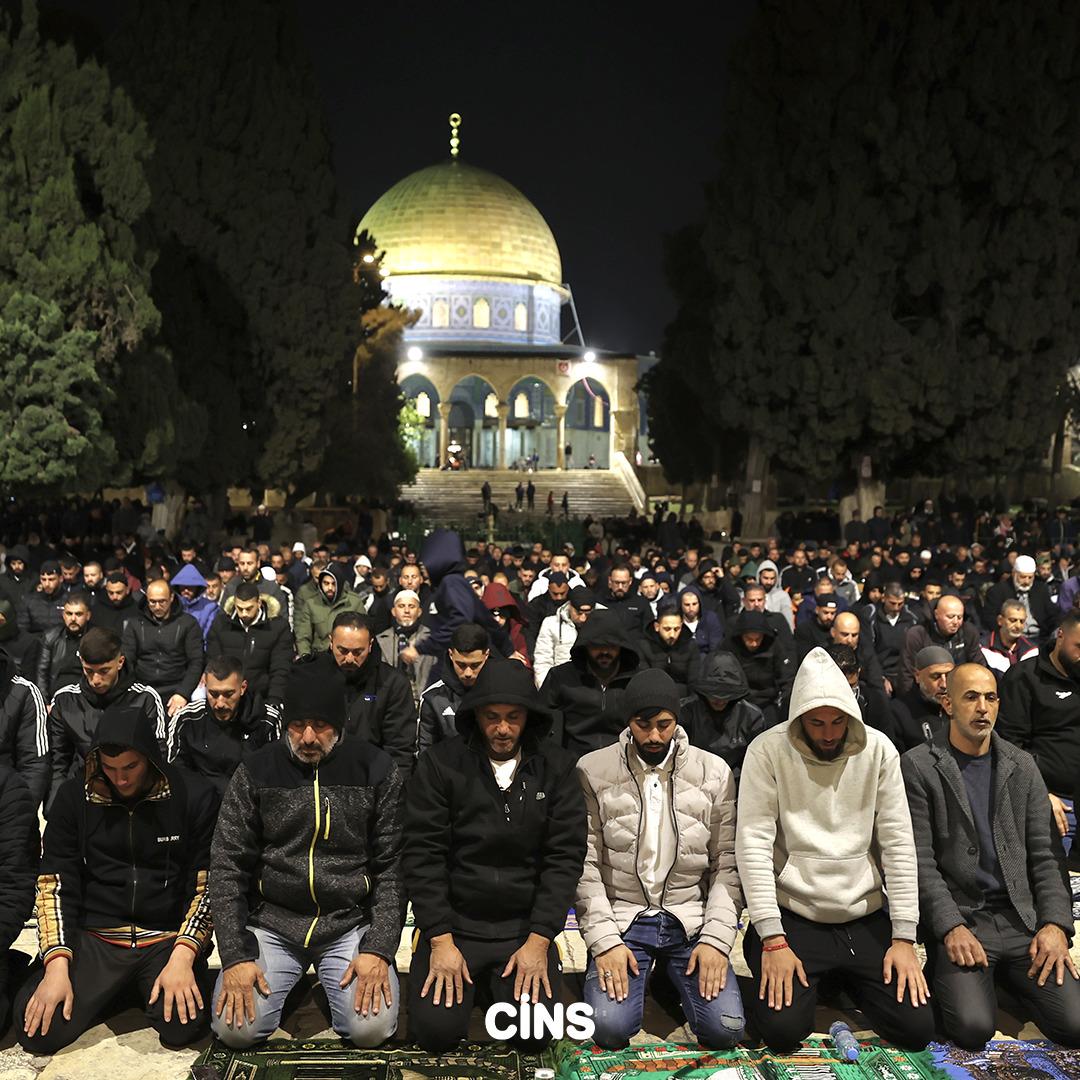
xmin=762 ymin=942 xmax=789 ymax=952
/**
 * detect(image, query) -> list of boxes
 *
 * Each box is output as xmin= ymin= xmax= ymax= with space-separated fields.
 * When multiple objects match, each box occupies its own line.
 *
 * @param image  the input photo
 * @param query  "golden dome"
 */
xmin=357 ymin=160 xmax=563 ymax=288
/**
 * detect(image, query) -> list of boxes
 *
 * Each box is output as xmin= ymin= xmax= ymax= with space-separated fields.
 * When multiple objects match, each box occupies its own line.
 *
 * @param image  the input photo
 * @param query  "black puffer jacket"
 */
xmin=210 ymin=691 xmax=405 ymax=968
xmin=38 ymin=703 xmax=218 ymax=962
xmin=681 ymin=651 xmax=767 ymax=781
xmin=539 ymin=609 xmax=640 ymax=759
xmin=206 ymin=595 xmax=294 ymax=705
xmin=121 ymin=594 xmax=204 ymax=701
xmin=17 ymin=585 xmax=66 ymax=636
xmin=168 ymin=692 xmax=280 ymax=796
xmin=0 ymin=650 xmax=48 ymax=808
xmin=405 ymin=662 xmax=586 ymax=942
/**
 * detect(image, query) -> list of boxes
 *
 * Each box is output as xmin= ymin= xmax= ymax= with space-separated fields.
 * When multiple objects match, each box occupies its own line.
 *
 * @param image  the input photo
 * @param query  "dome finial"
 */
xmin=449 ymin=113 xmax=461 ymax=158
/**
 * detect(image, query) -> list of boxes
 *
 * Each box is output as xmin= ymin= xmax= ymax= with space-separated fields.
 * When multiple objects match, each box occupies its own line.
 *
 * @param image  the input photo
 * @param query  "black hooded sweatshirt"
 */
xmin=38 ymin=702 xmax=218 ymax=963
xmin=681 ymin=650 xmax=768 ymax=781
xmin=405 ymin=662 xmax=586 ymax=942
xmin=539 ymin=609 xmax=640 ymax=759
xmin=717 ymin=610 xmax=795 ymax=713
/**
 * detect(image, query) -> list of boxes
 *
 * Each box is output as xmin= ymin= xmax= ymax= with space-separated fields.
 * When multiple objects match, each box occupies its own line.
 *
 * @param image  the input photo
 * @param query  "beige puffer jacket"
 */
xmin=574 ymin=726 xmax=742 ymax=957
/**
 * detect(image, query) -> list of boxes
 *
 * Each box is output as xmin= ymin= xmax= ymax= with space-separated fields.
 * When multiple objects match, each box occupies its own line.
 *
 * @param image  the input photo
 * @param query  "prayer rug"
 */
xmin=558 ymin=1037 xmax=946 ymax=1079
xmin=192 ymin=1039 xmax=555 ymax=1079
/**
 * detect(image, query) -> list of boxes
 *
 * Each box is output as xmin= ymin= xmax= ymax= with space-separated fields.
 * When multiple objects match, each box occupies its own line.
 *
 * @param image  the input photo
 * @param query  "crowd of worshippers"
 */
xmin=0 ymin=504 xmax=1076 ymax=1056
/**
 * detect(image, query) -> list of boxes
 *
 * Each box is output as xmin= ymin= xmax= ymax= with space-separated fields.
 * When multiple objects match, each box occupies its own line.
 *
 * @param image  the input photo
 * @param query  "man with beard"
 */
xmin=207 ymin=582 xmax=293 ymax=708
xmin=404 ymin=663 xmax=585 ymax=1053
xmin=890 ymin=646 xmax=955 ymax=752
xmin=416 ymin=623 xmax=492 ymax=753
xmin=89 ymin=572 xmax=140 ymax=639
xmin=736 ymin=648 xmax=931 ymax=1054
xmin=635 ymin=597 xmax=701 ymax=695
xmin=598 ymin=565 xmax=649 ymax=634
xmin=37 ymin=593 xmax=92 ymax=701
xmin=210 ymin=663 xmax=404 ymax=1049
xmin=310 ymin=612 xmax=415 ymax=783
xmin=48 ymin=627 xmax=165 ymax=812
xmin=80 ymin=562 xmax=104 ymax=603
xmin=999 ymin=607 xmax=1080 ymax=856
xmin=793 ymin=596 xmax=839 ymax=661
xmin=755 ymin=559 xmax=794 ymax=631
xmin=540 ymin=609 xmax=640 ymax=759
xmin=575 ymin=669 xmax=744 ymax=1050
xmin=902 ymin=664 xmax=1080 ymax=1050
xmin=18 ymin=562 xmax=66 ymax=638
xmin=376 ymin=589 xmax=434 ymax=707
xmin=985 ymin=553 xmax=1060 ymax=645
xmin=0 ymin=545 xmax=34 ymax=609
xmin=168 ymin=655 xmax=280 ymax=795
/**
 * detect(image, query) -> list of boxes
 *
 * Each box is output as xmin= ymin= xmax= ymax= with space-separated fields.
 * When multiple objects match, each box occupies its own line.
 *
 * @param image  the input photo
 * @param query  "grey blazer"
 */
xmin=900 ymin=729 xmax=1072 ymax=943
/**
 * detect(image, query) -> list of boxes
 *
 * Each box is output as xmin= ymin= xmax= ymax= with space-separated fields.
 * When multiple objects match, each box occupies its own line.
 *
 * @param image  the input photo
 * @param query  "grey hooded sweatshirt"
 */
xmin=735 ymin=647 xmax=919 ymax=942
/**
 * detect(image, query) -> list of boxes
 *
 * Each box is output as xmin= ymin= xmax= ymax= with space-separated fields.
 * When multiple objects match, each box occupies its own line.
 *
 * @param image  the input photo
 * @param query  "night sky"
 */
xmin=307 ymin=2 xmax=758 ymax=355
xmin=56 ymin=0 xmax=758 ymax=356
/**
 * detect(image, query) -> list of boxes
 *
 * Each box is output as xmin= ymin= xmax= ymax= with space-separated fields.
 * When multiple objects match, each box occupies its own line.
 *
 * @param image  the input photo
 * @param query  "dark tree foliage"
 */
xmin=0 ymin=0 xmax=193 ymax=490
xmin=110 ymin=0 xmax=412 ymax=499
xmin=697 ymin=0 xmax=1080 ymax=490
xmin=643 ymin=223 xmax=730 ymax=488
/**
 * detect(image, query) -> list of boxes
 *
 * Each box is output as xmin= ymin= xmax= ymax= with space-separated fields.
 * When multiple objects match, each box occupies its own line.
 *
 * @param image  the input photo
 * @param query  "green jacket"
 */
xmin=294 ymin=565 xmax=366 ymax=656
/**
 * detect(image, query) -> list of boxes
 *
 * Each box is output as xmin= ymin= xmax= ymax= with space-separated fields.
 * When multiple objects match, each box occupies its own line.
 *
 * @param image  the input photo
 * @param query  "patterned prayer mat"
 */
xmin=929 ymin=1039 xmax=1080 ymax=1079
xmin=191 ymin=1038 xmax=1080 ymax=1080
xmin=192 ymin=1039 xmax=554 ymax=1079
xmin=559 ymin=1038 xmax=946 ymax=1079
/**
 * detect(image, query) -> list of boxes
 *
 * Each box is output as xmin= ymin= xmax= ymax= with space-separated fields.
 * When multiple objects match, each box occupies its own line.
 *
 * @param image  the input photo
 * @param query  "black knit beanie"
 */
xmin=283 ymin=662 xmax=346 ymax=730
xmin=623 ymin=668 xmax=682 ymax=723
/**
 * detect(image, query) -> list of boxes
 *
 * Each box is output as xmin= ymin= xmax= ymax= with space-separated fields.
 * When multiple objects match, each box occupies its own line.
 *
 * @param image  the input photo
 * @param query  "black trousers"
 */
xmin=408 ymin=933 xmax=561 ymax=1053
xmin=744 ymin=909 xmax=935 ymax=1052
xmin=15 ymin=932 xmax=212 ymax=1055
xmin=926 ymin=907 xmax=1080 ymax=1049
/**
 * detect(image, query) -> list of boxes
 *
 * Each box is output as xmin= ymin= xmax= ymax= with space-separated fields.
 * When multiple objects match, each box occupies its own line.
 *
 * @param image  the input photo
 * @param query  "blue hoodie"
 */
xmin=172 ymin=563 xmax=218 ymax=644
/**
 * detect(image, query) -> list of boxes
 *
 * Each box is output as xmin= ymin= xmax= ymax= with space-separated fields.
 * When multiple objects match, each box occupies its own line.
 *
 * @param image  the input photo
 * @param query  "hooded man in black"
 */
xmin=17 ymin=702 xmax=218 ymax=1054
xmin=405 ymin=662 xmax=586 ymax=1053
xmin=400 ymin=529 xmax=512 ymax=682
xmin=717 ymin=610 xmax=795 ymax=727
xmin=682 ymin=650 xmax=768 ymax=782
xmin=540 ymin=608 xmax=640 ymax=758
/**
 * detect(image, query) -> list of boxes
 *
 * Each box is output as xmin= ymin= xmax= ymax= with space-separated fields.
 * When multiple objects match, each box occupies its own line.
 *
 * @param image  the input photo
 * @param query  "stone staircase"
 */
xmin=400 ymin=468 xmax=639 ymax=522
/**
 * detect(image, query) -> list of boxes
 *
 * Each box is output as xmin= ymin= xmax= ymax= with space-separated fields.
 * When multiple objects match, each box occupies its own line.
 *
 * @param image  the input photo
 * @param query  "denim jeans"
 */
xmin=584 ymin=912 xmax=744 ymax=1049
xmin=211 ymin=924 xmax=399 ymax=1048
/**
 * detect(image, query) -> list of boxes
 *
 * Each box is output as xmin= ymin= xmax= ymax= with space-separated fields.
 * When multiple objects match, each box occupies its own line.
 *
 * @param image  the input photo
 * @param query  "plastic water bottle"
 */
xmin=829 ymin=1020 xmax=860 ymax=1061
